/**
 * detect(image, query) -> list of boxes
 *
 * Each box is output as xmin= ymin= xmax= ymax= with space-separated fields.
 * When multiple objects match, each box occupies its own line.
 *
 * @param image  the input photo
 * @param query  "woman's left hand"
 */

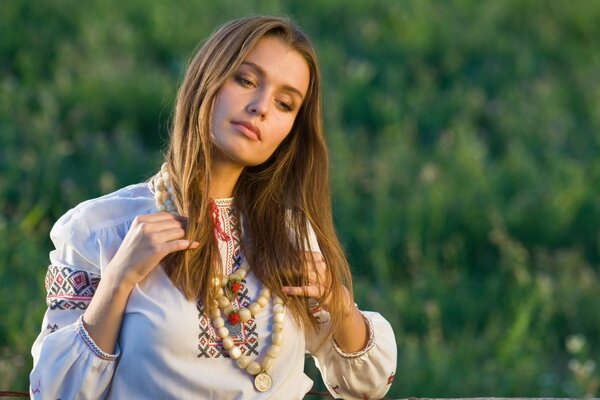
xmin=282 ymin=251 xmax=335 ymax=310
xmin=282 ymin=251 xmax=369 ymax=352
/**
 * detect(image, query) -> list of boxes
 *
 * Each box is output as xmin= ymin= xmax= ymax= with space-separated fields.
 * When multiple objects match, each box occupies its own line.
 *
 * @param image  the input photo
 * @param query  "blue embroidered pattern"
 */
xmin=75 ymin=315 xmax=118 ymax=361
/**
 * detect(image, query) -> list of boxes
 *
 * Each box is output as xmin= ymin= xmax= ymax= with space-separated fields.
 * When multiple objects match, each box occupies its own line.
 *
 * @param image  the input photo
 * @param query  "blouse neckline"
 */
xmin=147 ymin=181 xmax=234 ymax=209
xmin=212 ymin=197 xmax=234 ymax=207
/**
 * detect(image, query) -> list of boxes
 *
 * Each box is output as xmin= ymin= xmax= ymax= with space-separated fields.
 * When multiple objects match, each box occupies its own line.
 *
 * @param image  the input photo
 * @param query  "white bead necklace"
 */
xmin=154 ymin=163 xmax=177 ymax=214
xmin=153 ymin=163 xmax=284 ymax=392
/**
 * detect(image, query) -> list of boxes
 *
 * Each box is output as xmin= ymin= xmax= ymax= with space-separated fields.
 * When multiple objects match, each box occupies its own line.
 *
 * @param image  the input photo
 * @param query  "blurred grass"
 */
xmin=1 ymin=0 xmax=600 ymax=397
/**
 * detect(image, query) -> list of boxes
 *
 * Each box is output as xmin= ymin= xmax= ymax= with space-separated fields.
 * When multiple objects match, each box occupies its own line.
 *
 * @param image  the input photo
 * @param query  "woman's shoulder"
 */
xmin=51 ymin=182 xmax=155 ymax=240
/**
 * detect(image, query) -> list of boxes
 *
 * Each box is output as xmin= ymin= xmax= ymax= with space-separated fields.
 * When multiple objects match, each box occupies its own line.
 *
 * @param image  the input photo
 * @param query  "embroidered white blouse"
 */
xmin=30 ymin=182 xmax=397 ymax=400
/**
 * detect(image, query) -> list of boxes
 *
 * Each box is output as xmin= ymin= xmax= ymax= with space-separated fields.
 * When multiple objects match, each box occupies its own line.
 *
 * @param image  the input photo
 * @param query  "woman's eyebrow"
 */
xmin=240 ymin=61 xmax=305 ymax=101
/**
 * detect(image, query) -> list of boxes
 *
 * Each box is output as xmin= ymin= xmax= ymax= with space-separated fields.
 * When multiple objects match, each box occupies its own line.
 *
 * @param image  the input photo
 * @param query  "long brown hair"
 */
xmin=163 ymin=15 xmax=352 ymax=339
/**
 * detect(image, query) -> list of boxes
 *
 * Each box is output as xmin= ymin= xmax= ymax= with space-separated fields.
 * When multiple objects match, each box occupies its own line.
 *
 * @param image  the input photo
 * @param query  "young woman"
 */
xmin=30 ymin=16 xmax=396 ymax=399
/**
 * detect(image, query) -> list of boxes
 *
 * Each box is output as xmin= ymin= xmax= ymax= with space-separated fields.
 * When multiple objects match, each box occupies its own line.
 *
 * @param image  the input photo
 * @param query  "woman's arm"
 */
xmin=30 ymin=211 xmax=198 ymax=398
xmin=331 ymin=286 xmax=369 ymax=352
xmin=284 ymin=251 xmax=397 ymax=399
xmin=306 ymin=311 xmax=397 ymax=400
xmin=83 ymin=212 xmax=198 ymax=353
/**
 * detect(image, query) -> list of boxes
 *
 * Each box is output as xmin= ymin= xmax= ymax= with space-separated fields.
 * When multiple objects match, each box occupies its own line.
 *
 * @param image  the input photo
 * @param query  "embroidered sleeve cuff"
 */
xmin=75 ymin=315 xmax=120 ymax=361
xmin=332 ymin=311 xmax=375 ymax=359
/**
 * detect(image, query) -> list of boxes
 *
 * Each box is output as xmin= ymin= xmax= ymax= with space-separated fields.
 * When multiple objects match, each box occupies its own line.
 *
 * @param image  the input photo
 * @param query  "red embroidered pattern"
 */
xmin=388 ymin=372 xmax=395 ymax=384
xmin=197 ymin=202 xmax=258 ymax=358
xmin=218 ymin=203 xmax=241 ymax=275
xmin=211 ymin=199 xmax=231 ymax=242
xmin=45 ymin=265 xmax=100 ymax=310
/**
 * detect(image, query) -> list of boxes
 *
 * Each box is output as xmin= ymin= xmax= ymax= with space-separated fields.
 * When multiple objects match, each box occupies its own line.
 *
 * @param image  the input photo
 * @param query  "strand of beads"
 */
xmin=154 ymin=163 xmax=176 ymax=214
xmin=214 ymin=266 xmax=271 ymax=323
xmin=211 ymin=266 xmax=285 ymax=391
xmin=153 ymin=162 xmax=284 ymax=391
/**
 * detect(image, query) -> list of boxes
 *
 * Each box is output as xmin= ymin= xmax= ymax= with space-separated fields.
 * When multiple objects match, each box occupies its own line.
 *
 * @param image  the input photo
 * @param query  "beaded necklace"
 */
xmin=153 ymin=163 xmax=283 ymax=392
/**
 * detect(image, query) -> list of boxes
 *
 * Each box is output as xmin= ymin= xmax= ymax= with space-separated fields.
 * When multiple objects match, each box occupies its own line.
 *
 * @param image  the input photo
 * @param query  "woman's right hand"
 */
xmin=104 ymin=212 xmax=199 ymax=288
xmin=82 ymin=212 xmax=197 ymax=354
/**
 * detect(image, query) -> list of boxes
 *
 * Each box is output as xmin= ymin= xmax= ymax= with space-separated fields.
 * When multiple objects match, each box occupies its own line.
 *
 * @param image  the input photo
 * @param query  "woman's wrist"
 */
xmin=102 ymin=263 xmax=138 ymax=294
xmin=334 ymin=285 xmax=357 ymax=318
xmin=332 ymin=288 xmax=370 ymax=353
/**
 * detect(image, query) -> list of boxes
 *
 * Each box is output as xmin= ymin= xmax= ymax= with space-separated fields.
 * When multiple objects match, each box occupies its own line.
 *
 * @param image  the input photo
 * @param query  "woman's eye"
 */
xmin=236 ymin=75 xmax=255 ymax=88
xmin=277 ymin=100 xmax=293 ymax=112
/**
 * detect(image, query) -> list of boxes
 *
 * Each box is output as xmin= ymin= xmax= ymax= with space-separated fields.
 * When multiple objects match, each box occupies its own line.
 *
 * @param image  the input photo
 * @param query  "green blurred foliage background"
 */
xmin=1 ymin=0 xmax=600 ymax=397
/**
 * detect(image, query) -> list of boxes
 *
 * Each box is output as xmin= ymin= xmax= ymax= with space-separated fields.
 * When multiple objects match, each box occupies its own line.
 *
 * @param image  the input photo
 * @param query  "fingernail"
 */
xmin=190 ymin=241 xmax=200 ymax=248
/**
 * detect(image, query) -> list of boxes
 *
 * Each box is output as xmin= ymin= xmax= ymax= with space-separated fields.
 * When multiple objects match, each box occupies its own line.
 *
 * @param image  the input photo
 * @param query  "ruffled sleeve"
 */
xmin=30 ymin=213 xmax=120 ymax=399
xmin=301 ymin=222 xmax=397 ymax=399
xmin=306 ymin=310 xmax=397 ymax=399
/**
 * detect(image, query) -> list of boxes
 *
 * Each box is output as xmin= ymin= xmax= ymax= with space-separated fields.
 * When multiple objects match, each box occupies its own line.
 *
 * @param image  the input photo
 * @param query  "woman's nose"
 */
xmin=246 ymin=93 xmax=268 ymax=119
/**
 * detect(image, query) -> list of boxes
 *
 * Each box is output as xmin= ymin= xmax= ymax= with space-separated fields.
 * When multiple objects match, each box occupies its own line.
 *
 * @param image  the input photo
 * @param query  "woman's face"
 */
xmin=211 ymin=36 xmax=310 ymax=168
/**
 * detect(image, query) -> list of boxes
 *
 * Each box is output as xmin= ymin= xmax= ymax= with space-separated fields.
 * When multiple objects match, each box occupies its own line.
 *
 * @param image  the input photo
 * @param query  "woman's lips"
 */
xmin=231 ymin=120 xmax=261 ymax=141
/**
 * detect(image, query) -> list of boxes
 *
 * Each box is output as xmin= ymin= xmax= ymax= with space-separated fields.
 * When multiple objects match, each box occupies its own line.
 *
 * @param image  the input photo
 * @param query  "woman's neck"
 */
xmin=209 ymin=159 xmax=244 ymax=199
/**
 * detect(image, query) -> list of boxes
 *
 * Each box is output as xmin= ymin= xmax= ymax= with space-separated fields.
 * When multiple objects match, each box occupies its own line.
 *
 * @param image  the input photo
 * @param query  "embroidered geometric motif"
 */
xmin=388 ymin=372 xmax=395 ymax=384
xmin=45 ymin=265 xmax=100 ymax=310
xmin=196 ymin=277 xmax=259 ymax=358
xmin=46 ymin=323 xmax=59 ymax=333
xmin=197 ymin=204 xmax=259 ymax=358
xmin=219 ymin=205 xmax=241 ymax=275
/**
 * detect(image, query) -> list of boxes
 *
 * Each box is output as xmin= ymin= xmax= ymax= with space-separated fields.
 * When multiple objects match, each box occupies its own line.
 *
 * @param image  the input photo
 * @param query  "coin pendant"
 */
xmin=254 ymin=371 xmax=272 ymax=392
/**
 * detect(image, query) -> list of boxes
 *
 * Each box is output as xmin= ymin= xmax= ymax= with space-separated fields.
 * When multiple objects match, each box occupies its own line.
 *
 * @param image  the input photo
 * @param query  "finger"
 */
xmin=160 ymin=239 xmax=199 ymax=255
xmin=151 ymin=218 xmax=188 ymax=233
xmin=306 ymin=270 xmax=319 ymax=284
xmin=137 ymin=212 xmax=187 ymax=223
xmin=303 ymin=253 xmax=327 ymax=277
xmin=282 ymin=285 xmax=320 ymax=298
xmin=154 ymin=227 xmax=188 ymax=243
xmin=136 ymin=212 xmax=174 ymax=222
xmin=303 ymin=251 xmax=324 ymax=263
xmin=134 ymin=218 xmax=187 ymax=236
xmin=305 ymin=260 xmax=329 ymax=278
